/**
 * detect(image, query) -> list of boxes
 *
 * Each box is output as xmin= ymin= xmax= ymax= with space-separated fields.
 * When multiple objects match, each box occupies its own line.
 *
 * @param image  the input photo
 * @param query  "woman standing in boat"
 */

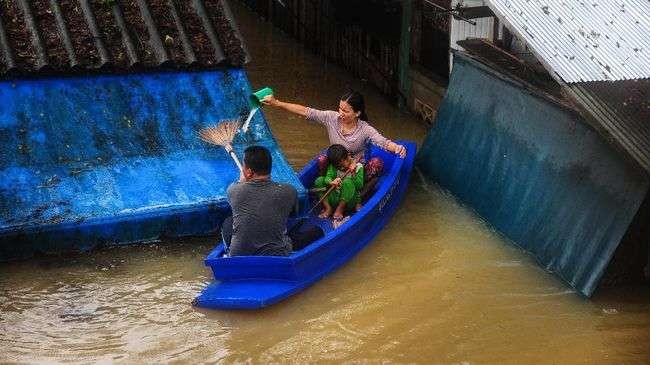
xmin=261 ymin=90 xmax=407 ymax=160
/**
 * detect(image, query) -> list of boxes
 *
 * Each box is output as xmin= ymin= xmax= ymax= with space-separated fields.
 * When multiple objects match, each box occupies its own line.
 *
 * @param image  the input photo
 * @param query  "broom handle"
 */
xmin=225 ymin=145 xmax=243 ymax=172
xmin=307 ymin=184 xmax=338 ymax=214
xmin=307 ymin=156 xmax=360 ymax=214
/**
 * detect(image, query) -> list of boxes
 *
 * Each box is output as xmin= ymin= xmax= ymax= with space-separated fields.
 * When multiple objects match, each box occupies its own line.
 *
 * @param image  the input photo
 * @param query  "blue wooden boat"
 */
xmin=193 ymin=141 xmax=416 ymax=309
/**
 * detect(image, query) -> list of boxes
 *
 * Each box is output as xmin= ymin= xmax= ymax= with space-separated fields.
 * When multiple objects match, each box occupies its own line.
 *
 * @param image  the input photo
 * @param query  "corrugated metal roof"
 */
xmin=0 ymin=0 xmax=249 ymax=77
xmin=487 ymin=0 xmax=650 ymax=83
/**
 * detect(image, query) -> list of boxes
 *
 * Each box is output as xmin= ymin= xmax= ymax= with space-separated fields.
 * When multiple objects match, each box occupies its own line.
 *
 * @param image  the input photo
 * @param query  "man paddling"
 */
xmin=221 ymin=145 xmax=297 ymax=256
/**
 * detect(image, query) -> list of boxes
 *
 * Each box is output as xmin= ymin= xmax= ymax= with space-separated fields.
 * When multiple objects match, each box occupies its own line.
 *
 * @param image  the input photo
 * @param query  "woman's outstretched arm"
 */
xmin=261 ymin=95 xmax=308 ymax=117
xmin=366 ymin=125 xmax=408 ymax=159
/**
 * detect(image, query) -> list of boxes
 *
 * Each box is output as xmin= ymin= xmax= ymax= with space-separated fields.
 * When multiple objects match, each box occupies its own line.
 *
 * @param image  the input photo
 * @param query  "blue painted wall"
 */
xmin=417 ymin=54 xmax=648 ymax=297
xmin=0 ymin=69 xmax=305 ymax=261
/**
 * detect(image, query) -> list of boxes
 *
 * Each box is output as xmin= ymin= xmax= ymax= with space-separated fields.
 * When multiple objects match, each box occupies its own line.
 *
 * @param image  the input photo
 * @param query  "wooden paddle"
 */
xmin=307 ymin=156 xmax=361 ymax=215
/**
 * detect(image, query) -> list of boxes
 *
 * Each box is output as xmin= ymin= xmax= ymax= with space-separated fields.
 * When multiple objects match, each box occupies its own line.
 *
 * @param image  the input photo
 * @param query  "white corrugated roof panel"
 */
xmin=487 ymin=0 xmax=650 ymax=83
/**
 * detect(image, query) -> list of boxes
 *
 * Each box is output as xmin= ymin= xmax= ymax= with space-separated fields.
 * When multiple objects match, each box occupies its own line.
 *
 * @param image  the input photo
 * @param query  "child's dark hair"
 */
xmin=326 ymin=144 xmax=349 ymax=168
xmin=244 ymin=145 xmax=272 ymax=175
xmin=341 ymin=89 xmax=368 ymax=120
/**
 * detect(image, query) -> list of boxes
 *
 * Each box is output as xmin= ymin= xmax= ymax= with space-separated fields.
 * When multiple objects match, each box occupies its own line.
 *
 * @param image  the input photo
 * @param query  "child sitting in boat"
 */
xmin=314 ymin=144 xmax=364 ymax=219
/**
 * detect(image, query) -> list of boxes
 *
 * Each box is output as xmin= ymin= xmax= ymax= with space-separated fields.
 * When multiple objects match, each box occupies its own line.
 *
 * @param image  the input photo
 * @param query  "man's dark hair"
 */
xmin=326 ymin=144 xmax=349 ymax=168
xmin=244 ymin=145 xmax=272 ymax=175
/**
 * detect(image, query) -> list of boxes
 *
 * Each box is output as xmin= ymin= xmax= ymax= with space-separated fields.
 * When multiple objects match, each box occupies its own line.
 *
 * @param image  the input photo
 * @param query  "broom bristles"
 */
xmin=198 ymin=118 xmax=242 ymax=147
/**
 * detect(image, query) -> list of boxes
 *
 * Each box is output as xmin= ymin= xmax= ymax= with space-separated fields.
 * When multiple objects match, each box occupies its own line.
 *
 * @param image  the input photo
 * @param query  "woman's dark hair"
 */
xmin=244 ymin=145 xmax=272 ymax=175
xmin=341 ymin=90 xmax=368 ymax=120
xmin=326 ymin=144 xmax=349 ymax=168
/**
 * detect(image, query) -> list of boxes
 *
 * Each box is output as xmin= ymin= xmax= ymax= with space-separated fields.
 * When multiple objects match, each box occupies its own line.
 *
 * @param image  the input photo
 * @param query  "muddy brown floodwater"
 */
xmin=1 ymin=2 xmax=650 ymax=363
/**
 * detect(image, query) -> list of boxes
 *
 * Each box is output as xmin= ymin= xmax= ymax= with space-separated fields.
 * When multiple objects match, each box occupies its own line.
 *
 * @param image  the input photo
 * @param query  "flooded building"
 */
xmin=417 ymin=0 xmax=650 ymax=296
xmin=0 ymin=0 xmax=304 ymax=261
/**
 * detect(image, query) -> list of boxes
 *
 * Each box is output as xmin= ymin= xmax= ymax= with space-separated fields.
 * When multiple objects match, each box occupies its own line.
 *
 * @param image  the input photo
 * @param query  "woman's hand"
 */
xmin=330 ymin=177 xmax=342 ymax=188
xmin=394 ymin=144 xmax=407 ymax=158
xmin=387 ymin=141 xmax=407 ymax=158
xmin=261 ymin=95 xmax=279 ymax=107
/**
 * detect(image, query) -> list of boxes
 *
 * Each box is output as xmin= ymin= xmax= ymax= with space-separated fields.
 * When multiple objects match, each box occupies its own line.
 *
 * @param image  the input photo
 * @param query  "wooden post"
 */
xmin=492 ymin=17 xmax=500 ymax=44
xmin=398 ymin=0 xmax=412 ymax=109
xmin=293 ymin=0 xmax=298 ymax=39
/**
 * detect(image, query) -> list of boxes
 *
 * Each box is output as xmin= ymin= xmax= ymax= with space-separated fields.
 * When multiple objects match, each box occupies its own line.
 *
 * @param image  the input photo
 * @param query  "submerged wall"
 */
xmin=416 ymin=54 xmax=649 ymax=297
xmin=0 ymin=69 xmax=305 ymax=261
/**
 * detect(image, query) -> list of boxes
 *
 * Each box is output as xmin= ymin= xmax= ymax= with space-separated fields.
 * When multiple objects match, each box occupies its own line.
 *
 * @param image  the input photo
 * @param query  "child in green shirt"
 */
xmin=314 ymin=144 xmax=364 ymax=219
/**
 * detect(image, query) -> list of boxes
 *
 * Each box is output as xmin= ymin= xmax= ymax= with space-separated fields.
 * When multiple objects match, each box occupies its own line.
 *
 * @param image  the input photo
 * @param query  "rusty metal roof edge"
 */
xmin=573 ymin=87 xmax=647 ymax=160
xmin=565 ymin=84 xmax=650 ymax=177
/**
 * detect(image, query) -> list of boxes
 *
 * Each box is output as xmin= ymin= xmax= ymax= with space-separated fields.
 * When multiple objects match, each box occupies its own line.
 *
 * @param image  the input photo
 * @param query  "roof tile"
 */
xmin=0 ymin=0 xmax=248 ymax=77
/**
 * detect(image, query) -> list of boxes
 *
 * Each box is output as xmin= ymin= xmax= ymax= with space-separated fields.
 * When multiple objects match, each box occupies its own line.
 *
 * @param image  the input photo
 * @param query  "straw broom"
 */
xmin=198 ymin=119 xmax=243 ymax=172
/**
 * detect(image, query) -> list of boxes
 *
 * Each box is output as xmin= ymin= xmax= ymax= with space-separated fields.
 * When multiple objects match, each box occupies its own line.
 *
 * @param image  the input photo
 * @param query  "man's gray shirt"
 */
xmin=227 ymin=179 xmax=297 ymax=256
